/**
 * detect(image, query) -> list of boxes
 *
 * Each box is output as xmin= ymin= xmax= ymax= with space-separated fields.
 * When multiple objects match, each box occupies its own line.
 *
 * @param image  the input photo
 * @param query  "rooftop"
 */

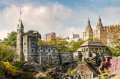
xmin=80 ymin=41 xmax=105 ymax=47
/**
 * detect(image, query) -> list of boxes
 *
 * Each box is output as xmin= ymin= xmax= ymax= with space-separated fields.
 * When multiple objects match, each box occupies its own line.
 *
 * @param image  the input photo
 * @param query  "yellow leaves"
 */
xmin=106 ymin=25 xmax=120 ymax=47
xmin=111 ymin=76 xmax=120 ymax=79
xmin=104 ymin=68 xmax=108 ymax=73
xmin=3 ymin=61 xmax=19 ymax=75
xmin=99 ymin=73 xmax=109 ymax=79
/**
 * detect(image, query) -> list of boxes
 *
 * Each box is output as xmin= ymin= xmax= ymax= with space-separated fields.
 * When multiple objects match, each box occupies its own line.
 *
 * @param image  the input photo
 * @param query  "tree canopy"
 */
xmin=106 ymin=25 xmax=120 ymax=47
xmin=3 ymin=31 xmax=17 ymax=47
xmin=38 ymin=36 xmax=85 ymax=52
xmin=0 ymin=42 xmax=14 ymax=62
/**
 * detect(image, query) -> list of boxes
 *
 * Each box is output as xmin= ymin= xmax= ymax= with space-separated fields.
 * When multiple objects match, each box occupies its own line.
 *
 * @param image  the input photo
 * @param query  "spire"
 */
xmin=97 ymin=15 xmax=103 ymax=27
xmin=85 ymin=17 xmax=92 ymax=31
xmin=17 ymin=9 xmax=24 ymax=29
xmin=87 ymin=17 xmax=92 ymax=28
xmin=98 ymin=15 xmax=101 ymax=22
xmin=88 ymin=17 xmax=90 ymax=26
xmin=18 ymin=19 xmax=24 ymax=28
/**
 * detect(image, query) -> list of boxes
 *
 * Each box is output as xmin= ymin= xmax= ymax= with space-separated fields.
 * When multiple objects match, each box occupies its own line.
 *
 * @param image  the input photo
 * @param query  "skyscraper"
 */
xmin=45 ymin=32 xmax=56 ymax=42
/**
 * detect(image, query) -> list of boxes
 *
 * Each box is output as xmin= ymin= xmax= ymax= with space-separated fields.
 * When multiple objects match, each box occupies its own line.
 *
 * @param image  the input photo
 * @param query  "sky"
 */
xmin=0 ymin=0 xmax=120 ymax=40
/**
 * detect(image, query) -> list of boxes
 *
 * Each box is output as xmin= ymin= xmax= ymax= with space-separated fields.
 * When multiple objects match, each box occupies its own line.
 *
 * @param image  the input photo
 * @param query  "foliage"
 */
xmin=3 ymin=31 xmax=17 ymax=47
xmin=0 ymin=38 xmax=16 ymax=78
xmin=38 ymin=76 xmax=54 ymax=79
xmin=16 ymin=72 xmax=35 ymax=79
xmin=38 ymin=36 xmax=85 ymax=52
xmin=25 ymin=30 xmax=41 ymax=39
xmin=68 ymin=40 xmax=85 ymax=52
xmin=38 ymin=39 xmax=47 ymax=45
xmin=3 ymin=61 xmax=20 ymax=75
xmin=1 ymin=61 xmax=35 ymax=79
xmin=67 ymin=68 xmax=73 ymax=75
xmin=13 ymin=61 xmax=24 ymax=70
xmin=0 ymin=62 xmax=5 ymax=79
xmin=99 ymin=73 xmax=110 ymax=79
xmin=106 ymin=25 xmax=120 ymax=47
xmin=112 ymin=46 xmax=120 ymax=56
xmin=0 ymin=42 xmax=14 ymax=62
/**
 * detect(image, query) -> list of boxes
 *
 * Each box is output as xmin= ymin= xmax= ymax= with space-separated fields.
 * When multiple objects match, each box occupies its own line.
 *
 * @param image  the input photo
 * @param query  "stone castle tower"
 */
xmin=83 ymin=16 xmax=107 ymax=45
xmin=93 ymin=16 xmax=107 ymax=45
xmin=83 ymin=18 xmax=93 ymax=40
xmin=15 ymin=19 xmax=24 ymax=61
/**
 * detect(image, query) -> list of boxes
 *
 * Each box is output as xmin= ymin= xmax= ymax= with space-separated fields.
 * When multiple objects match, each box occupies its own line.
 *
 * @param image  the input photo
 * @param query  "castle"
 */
xmin=15 ymin=16 xmax=119 ymax=66
xmin=83 ymin=16 xmax=107 ymax=45
xmin=15 ymin=19 xmax=73 ymax=66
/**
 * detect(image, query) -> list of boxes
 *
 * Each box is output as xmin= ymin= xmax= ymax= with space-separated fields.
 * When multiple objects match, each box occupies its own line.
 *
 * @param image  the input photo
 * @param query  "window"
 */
xmin=31 ymin=49 xmax=34 ymax=52
xmin=32 ymin=41 xmax=35 ymax=45
xmin=24 ymin=42 xmax=26 ymax=45
xmin=48 ymin=49 xmax=50 ymax=52
xmin=43 ymin=48 xmax=45 ymax=52
xmin=53 ymin=49 xmax=56 ymax=52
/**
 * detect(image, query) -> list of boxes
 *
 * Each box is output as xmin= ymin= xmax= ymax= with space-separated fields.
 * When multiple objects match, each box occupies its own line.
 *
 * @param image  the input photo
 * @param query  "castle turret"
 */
xmin=94 ymin=16 xmax=107 ymax=45
xmin=15 ymin=19 xmax=24 ymax=61
xmin=83 ymin=18 xmax=93 ymax=41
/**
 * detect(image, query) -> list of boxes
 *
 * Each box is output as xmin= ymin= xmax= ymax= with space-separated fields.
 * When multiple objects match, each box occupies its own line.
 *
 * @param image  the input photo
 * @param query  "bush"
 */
xmin=67 ymin=68 xmax=73 ymax=75
xmin=0 ymin=74 xmax=5 ymax=79
xmin=13 ymin=61 xmax=24 ymax=70
xmin=16 ymin=73 xmax=35 ymax=79
xmin=38 ymin=76 xmax=54 ymax=79
xmin=3 ymin=61 xmax=19 ymax=75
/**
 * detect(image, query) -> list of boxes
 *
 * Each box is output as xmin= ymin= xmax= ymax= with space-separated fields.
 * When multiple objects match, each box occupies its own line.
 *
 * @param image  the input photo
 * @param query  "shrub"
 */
xmin=16 ymin=72 xmax=35 ymax=79
xmin=38 ymin=76 xmax=54 ymax=79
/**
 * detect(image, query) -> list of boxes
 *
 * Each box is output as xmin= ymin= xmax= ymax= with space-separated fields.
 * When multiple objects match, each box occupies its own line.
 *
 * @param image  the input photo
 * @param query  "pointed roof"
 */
xmin=18 ymin=19 xmax=24 ymax=28
xmin=85 ymin=18 xmax=92 ymax=31
xmin=97 ymin=16 xmax=103 ymax=28
xmin=87 ymin=17 xmax=91 ymax=28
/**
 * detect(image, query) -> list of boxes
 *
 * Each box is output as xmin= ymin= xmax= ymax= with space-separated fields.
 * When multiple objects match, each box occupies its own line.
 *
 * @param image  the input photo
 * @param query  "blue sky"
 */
xmin=0 ymin=0 xmax=120 ymax=39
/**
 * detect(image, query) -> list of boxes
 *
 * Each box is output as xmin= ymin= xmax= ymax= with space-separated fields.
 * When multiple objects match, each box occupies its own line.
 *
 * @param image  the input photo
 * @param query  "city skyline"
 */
xmin=0 ymin=0 xmax=120 ymax=39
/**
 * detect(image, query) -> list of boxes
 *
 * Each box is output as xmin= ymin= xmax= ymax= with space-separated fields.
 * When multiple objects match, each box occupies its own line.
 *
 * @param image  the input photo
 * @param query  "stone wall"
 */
xmin=38 ymin=45 xmax=60 ymax=66
xmin=23 ymin=35 xmax=38 ymax=62
xmin=59 ymin=53 xmax=73 ymax=64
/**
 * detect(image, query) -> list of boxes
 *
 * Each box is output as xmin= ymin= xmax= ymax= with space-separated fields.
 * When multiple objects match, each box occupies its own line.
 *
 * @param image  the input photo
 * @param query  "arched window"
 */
xmin=32 ymin=41 xmax=35 ymax=45
xmin=31 ymin=48 xmax=34 ymax=53
xmin=24 ymin=42 xmax=26 ymax=45
xmin=48 ymin=49 xmax=50 ymax=52
xmin=53 ymin=49 xmax=56 ymax=52
xmin=43 ymin=48 xmax=45 ymax=52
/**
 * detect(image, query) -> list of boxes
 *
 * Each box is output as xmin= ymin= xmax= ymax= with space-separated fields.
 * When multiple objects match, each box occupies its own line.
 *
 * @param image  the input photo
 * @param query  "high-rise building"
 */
xmin=72 ymin=34 xmax=79 ymax=39
xmin=45 ymin=32 xmax=56 ymax=42
xmin=66 ymin=33 xmax=82 ymax=42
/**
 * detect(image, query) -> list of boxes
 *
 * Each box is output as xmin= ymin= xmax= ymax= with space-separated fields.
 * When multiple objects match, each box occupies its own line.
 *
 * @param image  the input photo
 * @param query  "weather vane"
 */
xmin=19 ymin=9 xmax=22 ymax=19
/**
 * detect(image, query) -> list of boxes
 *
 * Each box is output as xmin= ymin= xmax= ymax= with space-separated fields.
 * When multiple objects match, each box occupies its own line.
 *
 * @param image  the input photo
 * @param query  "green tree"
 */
xmin=47 ymin=36 xmax=69 ymax=52
xmin=0 ymin=42 xmax=14 ymax=62
xmin=25 ymin=30 xmax=41 ymax=39
xmin=106 ymin=25 xmax=120 ymax=47
xmin=3 ymin=31 xmax=17 ymax=47
xmin=68 ymin=40 xmax=85 ymax=52
xmin=112 ymin=46 xmax=120 ymax=56
xmin=44 ymin=36 xmax=85 ymax=53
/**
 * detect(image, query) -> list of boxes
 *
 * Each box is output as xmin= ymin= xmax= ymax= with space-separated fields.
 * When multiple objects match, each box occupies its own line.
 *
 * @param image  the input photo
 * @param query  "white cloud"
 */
xmin=0 ymin=29 xmax=10 ymax=40
xmin=0 ymin=3 xmax=72 ymax=40
xmin=0 ymin=2 xmax=120 ymax=40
